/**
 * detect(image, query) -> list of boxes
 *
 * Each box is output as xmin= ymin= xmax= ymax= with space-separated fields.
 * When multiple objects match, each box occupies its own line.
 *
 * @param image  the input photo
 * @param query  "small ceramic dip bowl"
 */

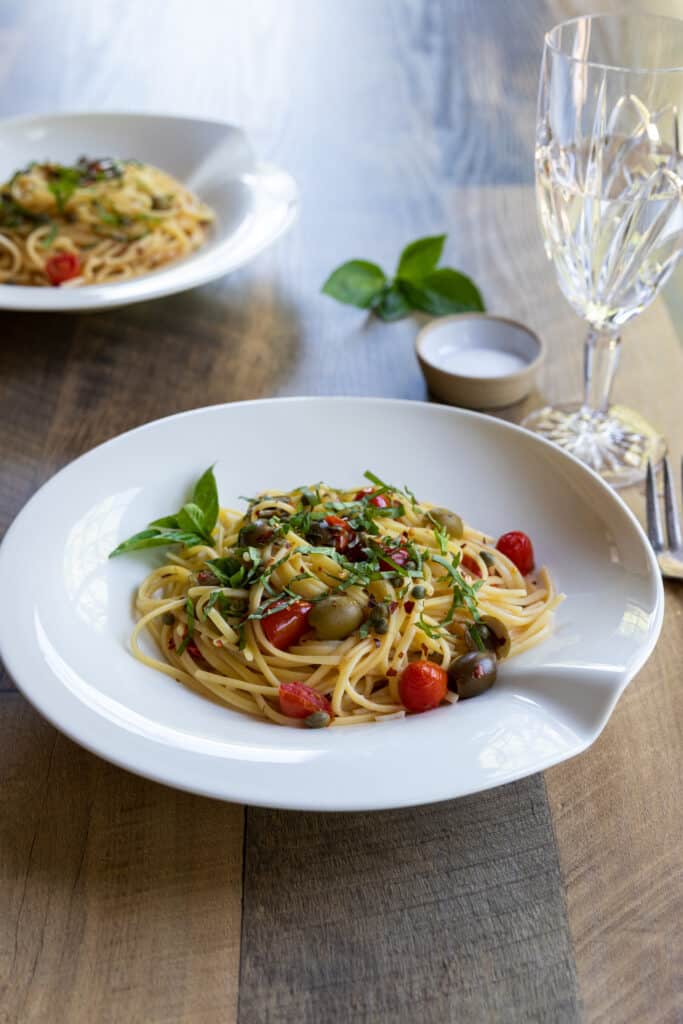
xmin=416 ymin=314 xmax=545 ymax=410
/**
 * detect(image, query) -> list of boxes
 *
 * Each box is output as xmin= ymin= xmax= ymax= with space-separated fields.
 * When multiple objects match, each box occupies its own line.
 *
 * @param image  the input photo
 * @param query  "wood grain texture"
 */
xmin=0 ymin=695 xmax=244 ymax=1024
xmin=238 ymin=777 xmax=580 ymax=1024
xmin=0 ymin=0 xmax=682 ymax=1021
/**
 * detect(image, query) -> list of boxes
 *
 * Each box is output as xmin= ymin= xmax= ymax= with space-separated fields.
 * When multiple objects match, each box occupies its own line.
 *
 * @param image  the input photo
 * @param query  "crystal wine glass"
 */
xmin=523 ymin=14 xmax=683 ymax=487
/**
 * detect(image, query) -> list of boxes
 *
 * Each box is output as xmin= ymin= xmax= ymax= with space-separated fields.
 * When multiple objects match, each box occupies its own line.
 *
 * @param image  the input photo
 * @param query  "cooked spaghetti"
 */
xmin=111 ymin=469 xmax=562 ymax=728
xmin=0 ymin=157 xmax=213 ymax=286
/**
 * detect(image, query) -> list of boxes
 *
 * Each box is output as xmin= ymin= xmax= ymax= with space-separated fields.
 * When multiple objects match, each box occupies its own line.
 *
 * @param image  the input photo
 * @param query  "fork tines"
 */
xmin=646 ymin=456 xmax=682 ymax=554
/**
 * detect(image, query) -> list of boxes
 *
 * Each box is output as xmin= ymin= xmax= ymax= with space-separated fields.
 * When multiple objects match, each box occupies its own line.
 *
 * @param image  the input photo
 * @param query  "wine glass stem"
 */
xmin=583 ymin=329 xmax=621 ymax=415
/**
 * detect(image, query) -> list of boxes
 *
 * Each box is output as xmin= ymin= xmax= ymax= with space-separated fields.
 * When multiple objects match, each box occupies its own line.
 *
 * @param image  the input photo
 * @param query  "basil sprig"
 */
xmin=110 ymin=466 xmax=219 ymax=557
xmin=321 ymin=234 xmax=484 ymax=322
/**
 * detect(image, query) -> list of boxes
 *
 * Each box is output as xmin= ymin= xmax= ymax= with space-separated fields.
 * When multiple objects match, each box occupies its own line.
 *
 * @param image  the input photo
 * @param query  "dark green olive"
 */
xmin=429 ymin=507 xmax=464 ymax=539
xmin=304 ymin=710 xmax=331 ymax=728
xmin=306 ymin=520 xmax=336 ymax=547
xmin=466 ymin=616 xmax=511 ymax=659
xmin=309 ymin=595 xmax=364 ymax=640
xmin=238 ymin=518 xmax=274 ymax=547
xmin=448 ymin=651 xmax=497 ymax=699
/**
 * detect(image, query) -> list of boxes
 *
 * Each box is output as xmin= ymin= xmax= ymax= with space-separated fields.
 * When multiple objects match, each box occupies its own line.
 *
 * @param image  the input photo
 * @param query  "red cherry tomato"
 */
xmin=45 ymin=251 xmax=81 ymax=285
xmin=279 ymin=681 xmax=333 ymax=719
xmin=399 ymin=660 xmax=448 ymax=712
xmin=324 ymin=514 xmax=353 ymax=552
xmin=461 ymin=554 xmax=482 ymax=578
xmin=379 ymin=546 xmax=409 ymax=572
xmin=354 ymin=488 xmax=391 ymax=508
xmin=496 ymin=531 xmax=535 ymax=575
xmin=262 ymin=601 xmax=312 ymax=650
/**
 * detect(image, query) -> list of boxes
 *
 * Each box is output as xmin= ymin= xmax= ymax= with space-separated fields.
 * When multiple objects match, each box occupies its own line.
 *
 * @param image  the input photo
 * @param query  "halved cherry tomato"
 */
xmin=324 ymin=514 xmax=353 ymax=552
xmin=261 ymin=601 xmax=312 ymax=650
xmin=461 ymin=554 xmax=482 ymax=578
xmin=399 ymin=660 xmax=447 ymax=712
xmin=45 ymin=251 xmax=81 ymax=285
xmin=354 ymin=487 xmax=391 ymax=509
xmin=279 ymin=681 xmax=333 ymax=719
xmin=496 ymin=531 xmax=534 ymax=575
xmin=379 ymin=546 xmax=409 ymax=572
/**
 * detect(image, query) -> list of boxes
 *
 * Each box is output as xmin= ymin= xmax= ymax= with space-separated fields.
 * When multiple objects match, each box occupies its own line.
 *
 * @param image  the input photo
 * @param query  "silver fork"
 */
xmin=646 ymin=457 xmax=683 ymax=580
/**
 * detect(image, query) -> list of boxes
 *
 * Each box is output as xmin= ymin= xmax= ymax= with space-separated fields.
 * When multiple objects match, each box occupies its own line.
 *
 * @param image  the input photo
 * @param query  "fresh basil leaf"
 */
xmin=47 ymin=167 xmax=81 ymax=212
xmin=109 ymin=528 xmax=205 ymax=557
xmin=149 ymin=514 xmax=180 ymax=529
xmin=373 ymin=283 xmax=411 ymax=322
xmin=401 ymin=268 xmax=484 ymax=316
xmin=321 ymin=260 xmax=386 ymax=309
xmin=192 ymin=466 xmax=218 ymax=532
xmin=178 ymin=502 xmax=212 ymax=540
xmin=396 ymin=234 xmax=446 ymax=283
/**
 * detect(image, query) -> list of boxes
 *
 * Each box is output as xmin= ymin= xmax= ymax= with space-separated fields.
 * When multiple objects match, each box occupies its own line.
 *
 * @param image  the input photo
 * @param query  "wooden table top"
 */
xmin=1 ymin=2 xmax=681 ymax=1022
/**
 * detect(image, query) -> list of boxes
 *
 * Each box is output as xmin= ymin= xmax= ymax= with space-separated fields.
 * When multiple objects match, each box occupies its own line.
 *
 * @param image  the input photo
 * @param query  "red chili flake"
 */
xmin=374 ymin=638 xmax=381 ymax=649
xmin=386 ymin=667 xmax=397 ymax=677
xmin=167 ymin=638 xmax=176 ymax=651
xmin=389 ymin=601 xmax=398 ymax=614
xmin=187 ymin=641 xmax=202 ymax=660
xmin=404 ymin=601 xmax=415 ymax=613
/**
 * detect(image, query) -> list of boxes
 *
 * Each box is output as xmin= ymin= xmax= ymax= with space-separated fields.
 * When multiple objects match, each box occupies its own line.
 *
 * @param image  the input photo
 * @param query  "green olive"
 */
xmin=309 ymin=595 xmax=364 ymax=640
xmin=465 ymin=616 xmax=511 ymax=659
xmin=238 ymin=518 xmax=274 ymax=547
xmin=429 ymin=507 xmax=464 ymax=539
xmin=304 ymin=710 xmax=331 ymax=728
xmin=447 ymin=651 xmax=497 ymax=699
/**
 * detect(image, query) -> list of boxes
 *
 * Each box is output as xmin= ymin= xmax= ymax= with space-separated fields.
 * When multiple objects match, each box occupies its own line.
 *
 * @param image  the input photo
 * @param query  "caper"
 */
xmin=304 ymin=710 xmax=331 ymax=728
xmin=238 ymin=518 xmax=274 ymax=547
xmin=300 ymin=488 xmax=317 ymax=507
xmin=481 ymin=551 xmax=495 ymax=567
xmin=411 ymin=584 xmax=426 ymax=599
xmin=447 ymin=651 xmax=497 ymax=699
xmin=429 ymin=507 xmax=464 ymax=539
xmin=309 ymin=595 xmax=364 ymax=640
xmin=367 ymin=603 xmax=390 ymax=635
xmin=162 ymin=612 xmax=175 ymax=626
xmin=465 ymin=616 xmax=511 ymax=659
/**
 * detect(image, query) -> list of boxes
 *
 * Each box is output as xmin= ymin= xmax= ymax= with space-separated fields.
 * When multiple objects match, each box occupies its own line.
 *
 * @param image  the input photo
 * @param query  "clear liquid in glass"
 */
xmin=536 ymin=135 xmax=683 ymax=332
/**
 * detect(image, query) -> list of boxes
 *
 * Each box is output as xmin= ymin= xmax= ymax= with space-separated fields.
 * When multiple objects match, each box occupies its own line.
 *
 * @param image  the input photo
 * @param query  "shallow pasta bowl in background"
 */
xmin=0 ymin=111 xmax=297 ymax=311
xmin=0 ymin=398 xmax=663 ymax=810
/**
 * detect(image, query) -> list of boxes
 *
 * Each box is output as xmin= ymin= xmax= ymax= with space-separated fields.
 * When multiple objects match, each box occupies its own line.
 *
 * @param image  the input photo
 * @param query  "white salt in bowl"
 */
xmin=416 ymin=314 xmax=545 ymax=409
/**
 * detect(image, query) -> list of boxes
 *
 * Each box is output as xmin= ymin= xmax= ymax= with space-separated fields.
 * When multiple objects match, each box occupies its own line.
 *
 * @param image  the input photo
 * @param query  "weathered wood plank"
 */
xmin=0 ymin=695 xmax=244 ymax=1024
xmin=238 ymin=778 xmax=580 ymax=1024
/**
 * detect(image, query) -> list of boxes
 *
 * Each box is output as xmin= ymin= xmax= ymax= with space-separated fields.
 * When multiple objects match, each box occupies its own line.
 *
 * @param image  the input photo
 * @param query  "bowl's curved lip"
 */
xmin=416 ymin=314 xmax=546 ymax=385
xmin=0 ymin=110 xmax=298 ymax=312
xmin=0 ymin=397 xmax=664 ymax=810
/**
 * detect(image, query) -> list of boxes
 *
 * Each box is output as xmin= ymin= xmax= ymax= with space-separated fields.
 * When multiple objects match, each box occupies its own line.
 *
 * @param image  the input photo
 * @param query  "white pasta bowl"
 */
xmin=0 ymin=111 xmax=297 ymax=311
xmin=0 ymin=398 xmax=663 ymax=810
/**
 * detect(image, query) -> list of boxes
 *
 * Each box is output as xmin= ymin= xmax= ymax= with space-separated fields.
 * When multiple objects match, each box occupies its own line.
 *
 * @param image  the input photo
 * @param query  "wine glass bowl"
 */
xmin=523 ymin=14 xmax=683 ymax=487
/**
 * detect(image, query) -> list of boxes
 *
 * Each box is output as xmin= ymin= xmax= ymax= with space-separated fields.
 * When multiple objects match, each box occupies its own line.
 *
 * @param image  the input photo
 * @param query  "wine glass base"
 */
xmin=521 ymin=402 xmax=665 ymax=488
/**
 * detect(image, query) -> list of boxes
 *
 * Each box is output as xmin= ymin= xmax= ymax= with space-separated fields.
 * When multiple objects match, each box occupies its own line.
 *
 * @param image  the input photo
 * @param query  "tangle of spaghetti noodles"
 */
xmin=129 ymin=480 xmax=562 ymax=727
xmin=0 ymin=157 xmax=213 ymax=286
